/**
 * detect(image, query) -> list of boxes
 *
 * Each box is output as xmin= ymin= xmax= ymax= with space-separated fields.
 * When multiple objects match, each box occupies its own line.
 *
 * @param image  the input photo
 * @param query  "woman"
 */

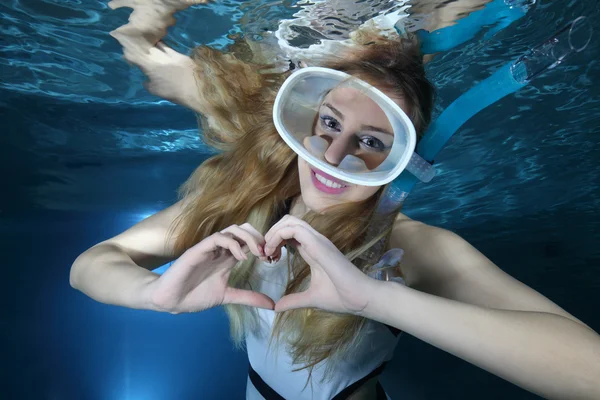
xmin=70 ymin=1 xmax=600 ymax=399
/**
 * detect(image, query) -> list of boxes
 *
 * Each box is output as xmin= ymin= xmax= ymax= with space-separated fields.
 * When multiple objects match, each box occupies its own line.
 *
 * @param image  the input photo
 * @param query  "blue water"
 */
xmin=1 ymin=0 xmax=599 ymax=399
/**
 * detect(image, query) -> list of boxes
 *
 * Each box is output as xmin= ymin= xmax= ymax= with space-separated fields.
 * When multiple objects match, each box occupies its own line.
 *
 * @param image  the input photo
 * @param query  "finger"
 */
xmin=107 ymin=0 xmax=129 ymax=10
xmin=224 ymin=237 xmax=247 ymax=261
xmin=238 ymin=222 xmax=266 ymax=242
xmin=221 ymin=225 xmax=265 ymax=258
xmin=110 ymin=27 xmax=152 ymax=56
xmin=264 ymin=216 xmax=298 ymax=254
xmin=264 ymin=214 xmax=292 ymax=243
xmin=266 ymin=225 xmax=323 ymax=267
xmin=265 ymin=214 xmax=309 ymax=243
xmin=211 ymin=233 xmax=246 ymax=261
xmin=155 ymin=40 xmax=179 ymax=55
xmin=274 ymin=292 xmax=313 ymax=312
xmin=218 ymin=229 xmax=249 ymax=253
xmin=223 ymin=287 xmax=275 ymax=310
xmin=265 ymin=224 xmax=312 ymax=257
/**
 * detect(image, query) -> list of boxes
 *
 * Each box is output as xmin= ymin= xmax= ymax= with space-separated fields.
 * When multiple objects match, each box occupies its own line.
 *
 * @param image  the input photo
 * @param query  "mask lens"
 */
xmin=274 ymin=68 xmax=416 ymax=186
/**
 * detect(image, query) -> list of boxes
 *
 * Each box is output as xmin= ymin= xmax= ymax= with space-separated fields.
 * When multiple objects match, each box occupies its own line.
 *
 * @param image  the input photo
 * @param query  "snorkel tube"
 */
xmin=361 ymin=16 xmax=593 ymax=264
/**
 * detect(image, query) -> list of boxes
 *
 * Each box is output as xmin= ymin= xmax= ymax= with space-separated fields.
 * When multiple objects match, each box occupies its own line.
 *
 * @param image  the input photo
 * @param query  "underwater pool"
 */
xmin=1 ymin=0 xmax=599 ymax=398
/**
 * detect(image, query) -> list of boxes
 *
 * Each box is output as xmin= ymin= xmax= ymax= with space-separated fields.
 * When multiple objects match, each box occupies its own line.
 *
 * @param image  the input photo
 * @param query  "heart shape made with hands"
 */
xmin=261 ymin=215 xmax=379 ymax=315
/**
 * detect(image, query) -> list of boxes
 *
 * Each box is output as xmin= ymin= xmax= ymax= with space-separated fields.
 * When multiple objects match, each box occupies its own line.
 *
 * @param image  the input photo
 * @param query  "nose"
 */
xmin=321 ymin=134 xmax=356 ymax=166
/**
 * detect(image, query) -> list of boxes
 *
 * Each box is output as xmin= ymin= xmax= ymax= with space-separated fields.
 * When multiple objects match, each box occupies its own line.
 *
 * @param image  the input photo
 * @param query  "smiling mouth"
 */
xmin=310 ymin=168 xmax=350 ymax=193
xmin=312 ymin=166 xmax=348 ymax=185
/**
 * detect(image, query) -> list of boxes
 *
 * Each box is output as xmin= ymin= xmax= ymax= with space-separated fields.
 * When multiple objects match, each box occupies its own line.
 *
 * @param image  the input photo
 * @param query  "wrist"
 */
xmin=360 ymin=278 xmax=405 ymax=321
xmin=357 ymin=278 xmax=385 ymax=318
xmin=136 ymin=274 xmax=162 ymax=312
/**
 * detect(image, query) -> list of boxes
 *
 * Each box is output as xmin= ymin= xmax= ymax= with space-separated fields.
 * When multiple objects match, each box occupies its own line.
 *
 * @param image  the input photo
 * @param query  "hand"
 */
xmin=108 ymin=0 xmax=209 ymax=50
xmin=264 ymin=215 xmax=379 ymax=315
xmin=146 ymin=223 xmax=274 ymax=313
xmin=107 ymin=0 xmax=209 ymax=110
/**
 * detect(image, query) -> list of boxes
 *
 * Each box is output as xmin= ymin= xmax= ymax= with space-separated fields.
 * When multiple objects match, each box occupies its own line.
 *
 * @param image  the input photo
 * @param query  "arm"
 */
xmin=363 ymin=219 xmax=600 ymax=399
xmin=390 ymin=218 xmax=590 ymax=326
xmin=108 ymin=0 xmax=272 ymax=140
xmin=72 ymin=198 xmax=277 ymax=312
xmin=69 ymin=199 xmax=185 ymax=310
xmin=264 ymin=215 xmax=600 ymax=397
xmin=108 ymin=0 xmax=210 ymax=113
xmin=366 ymin=281 xmax=600 ymax=399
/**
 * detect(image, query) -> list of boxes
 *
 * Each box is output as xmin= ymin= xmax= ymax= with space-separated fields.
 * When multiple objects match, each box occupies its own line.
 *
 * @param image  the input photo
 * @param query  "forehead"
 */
xmin=323 ymin=87 xmax=391 ymax=127
xmin=324 ymin=83 xmax=411 ymax=117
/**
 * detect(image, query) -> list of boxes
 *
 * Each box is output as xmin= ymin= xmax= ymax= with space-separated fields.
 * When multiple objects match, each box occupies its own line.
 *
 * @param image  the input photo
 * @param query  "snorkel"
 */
xmin=360 ymin=15 xmax=594 ymax=265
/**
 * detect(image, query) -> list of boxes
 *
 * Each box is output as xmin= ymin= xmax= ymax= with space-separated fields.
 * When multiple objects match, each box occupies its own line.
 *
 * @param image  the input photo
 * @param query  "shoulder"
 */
xmin=387 ymin=213 xmax=472 ymax=291
xmin=387 ymin=214 xmax=588 ymax=326
xmin=389 ymin=213 xmax=461 ymax=251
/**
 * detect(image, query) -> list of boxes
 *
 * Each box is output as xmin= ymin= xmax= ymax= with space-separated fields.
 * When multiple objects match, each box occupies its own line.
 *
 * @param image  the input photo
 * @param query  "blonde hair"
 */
xmin=168 ymin=37 xmax=434 ymax=386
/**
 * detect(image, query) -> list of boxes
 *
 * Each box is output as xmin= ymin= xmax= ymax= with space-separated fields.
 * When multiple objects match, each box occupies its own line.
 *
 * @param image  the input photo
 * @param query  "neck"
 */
xmin=289 ymin=195 xmax=309 ymax=219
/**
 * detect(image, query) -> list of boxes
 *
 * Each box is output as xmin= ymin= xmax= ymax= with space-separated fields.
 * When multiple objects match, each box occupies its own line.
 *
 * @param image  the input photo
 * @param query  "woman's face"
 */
xmin=298 ymin=85 xmax=410 ymax=213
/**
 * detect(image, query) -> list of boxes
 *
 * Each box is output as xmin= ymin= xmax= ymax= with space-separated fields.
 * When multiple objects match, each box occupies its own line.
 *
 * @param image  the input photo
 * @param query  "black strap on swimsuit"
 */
xmin=248 ymin=361 xmax=389 ymax=400
xmin=387 ymin=325 xmax=401 ymax=337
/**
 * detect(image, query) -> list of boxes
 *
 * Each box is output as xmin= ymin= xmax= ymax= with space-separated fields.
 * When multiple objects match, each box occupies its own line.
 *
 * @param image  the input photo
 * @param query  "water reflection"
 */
xmin=239 ymin=0 xmax=517 ymax=66
xmin=407 ymin=0 xmax=496 ymax=32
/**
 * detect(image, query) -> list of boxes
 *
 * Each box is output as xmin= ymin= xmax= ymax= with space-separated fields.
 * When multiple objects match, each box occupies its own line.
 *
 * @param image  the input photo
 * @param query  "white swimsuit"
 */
xmin=245 ymin=246 xmax=400 ymax=400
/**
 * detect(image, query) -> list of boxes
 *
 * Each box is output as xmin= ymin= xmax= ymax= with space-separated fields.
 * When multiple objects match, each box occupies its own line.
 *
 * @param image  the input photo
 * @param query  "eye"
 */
xmin=319 ymin=115 xmax=341 ymax=132
xmin=360 ymin=136 xmax=387 ymax=152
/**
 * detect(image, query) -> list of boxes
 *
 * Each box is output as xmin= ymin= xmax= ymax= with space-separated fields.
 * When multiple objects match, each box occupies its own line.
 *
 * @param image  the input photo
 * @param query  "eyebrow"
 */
xmin=322 ymin=102 xmax=394 ymax=137
xmin=323 ymin=102 xmax=345 ymax=120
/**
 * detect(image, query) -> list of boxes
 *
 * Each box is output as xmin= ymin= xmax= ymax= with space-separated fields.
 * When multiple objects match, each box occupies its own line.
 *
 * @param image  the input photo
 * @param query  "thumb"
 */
xmin=223 ymin=287 xmax=275 ymax=310
xmin=274 ymin=292 xmax=313 ymax=312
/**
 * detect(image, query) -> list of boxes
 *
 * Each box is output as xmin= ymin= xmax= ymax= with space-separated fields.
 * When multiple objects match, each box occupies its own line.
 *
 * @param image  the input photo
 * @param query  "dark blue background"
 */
xmin=1 ymin=0 xmax=599 ymax=398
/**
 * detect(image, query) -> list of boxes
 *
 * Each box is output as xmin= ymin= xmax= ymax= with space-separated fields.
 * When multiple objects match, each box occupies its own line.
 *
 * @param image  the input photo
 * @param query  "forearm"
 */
xmin=70 ymin=243 xmax=159 ymax=311
xmin=109 ymin=1 xmax=206 ymax=113
xmin=365 ymin=281 xmax=600 ymax=399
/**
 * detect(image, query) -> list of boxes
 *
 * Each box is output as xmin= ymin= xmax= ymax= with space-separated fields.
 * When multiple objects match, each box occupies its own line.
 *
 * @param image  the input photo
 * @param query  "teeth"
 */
xmin=315 ymin=173 xmax=346 ymax=189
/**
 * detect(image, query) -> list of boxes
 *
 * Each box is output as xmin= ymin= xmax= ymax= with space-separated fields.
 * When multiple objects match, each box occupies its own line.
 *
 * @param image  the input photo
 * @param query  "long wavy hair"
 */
xmin=168 ymin=34 xmax=434 ymax=385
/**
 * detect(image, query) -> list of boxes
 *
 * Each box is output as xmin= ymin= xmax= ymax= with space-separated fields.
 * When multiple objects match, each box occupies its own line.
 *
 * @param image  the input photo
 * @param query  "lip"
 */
xmin=310 ymin=167 xmax=349 ymax=186
xmin=310 ymin=168 xmax=350 ymax=195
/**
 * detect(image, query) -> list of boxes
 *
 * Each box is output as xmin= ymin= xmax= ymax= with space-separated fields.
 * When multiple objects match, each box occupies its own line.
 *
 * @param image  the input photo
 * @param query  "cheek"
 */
xmin=298 ymin=158 xmax=307 ymax=175
xmin=363 ymin=153 xmax=388 ymax=170
xmin=349 ymin=185 xmax=380 ymax=202
xmin=298 ymin=158 xmax=310 ymax=186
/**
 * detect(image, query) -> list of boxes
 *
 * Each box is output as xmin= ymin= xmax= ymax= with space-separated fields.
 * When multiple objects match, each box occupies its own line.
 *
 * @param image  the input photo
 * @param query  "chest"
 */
xmin=250 ymin=247 xmax=291 ymax=302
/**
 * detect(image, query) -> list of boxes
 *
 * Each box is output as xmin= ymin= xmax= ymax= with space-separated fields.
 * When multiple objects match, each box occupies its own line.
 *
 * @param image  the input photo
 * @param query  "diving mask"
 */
xmin=273 ymin=67 xmax=434 ymax=187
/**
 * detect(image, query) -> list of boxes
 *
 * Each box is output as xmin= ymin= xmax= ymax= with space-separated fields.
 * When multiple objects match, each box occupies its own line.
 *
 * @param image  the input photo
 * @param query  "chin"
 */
xmin=297 ymin=158 xmax=380 ymax=212
xmin=299 ymin=164 xmax=349 ymax=212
